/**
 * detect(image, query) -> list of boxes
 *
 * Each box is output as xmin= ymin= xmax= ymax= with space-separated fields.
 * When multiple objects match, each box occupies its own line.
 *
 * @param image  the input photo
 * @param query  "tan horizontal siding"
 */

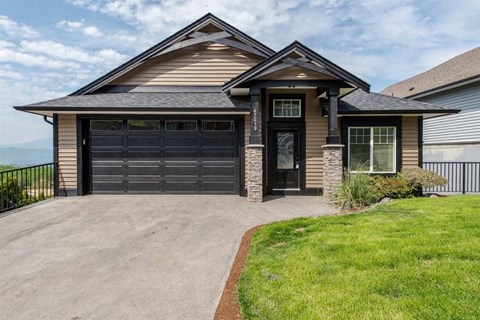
xmin=305 ymin=90 xmax=327 ymax=188
xmin=402 ymin=117 xmax=419 ymax=168
xmin=57 ymin=114 xmax=77 ymax=191
xmin=112 ymin=43 xmax=263 ymax=86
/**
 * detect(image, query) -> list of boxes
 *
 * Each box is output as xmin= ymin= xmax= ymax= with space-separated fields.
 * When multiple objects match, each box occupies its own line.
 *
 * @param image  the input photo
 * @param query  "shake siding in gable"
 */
xmin=57 ymin=114 xmax=77 ymax=191
xmin=402 ymin=116 xmax=420 ymax=168
xmin=112 ymin=43 xmax=263 ymax=87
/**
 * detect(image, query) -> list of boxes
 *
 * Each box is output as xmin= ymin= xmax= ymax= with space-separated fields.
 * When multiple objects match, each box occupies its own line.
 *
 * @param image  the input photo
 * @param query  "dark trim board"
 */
xmin=418 ymin=117 xmax=423 ymax=166
xmin=261 ymin=88 xmax=267 ymax=196
xmin=53 ymin=114 xmax=59 ymax=196
xmin=341 ymin=116 xmax=403 ymax=173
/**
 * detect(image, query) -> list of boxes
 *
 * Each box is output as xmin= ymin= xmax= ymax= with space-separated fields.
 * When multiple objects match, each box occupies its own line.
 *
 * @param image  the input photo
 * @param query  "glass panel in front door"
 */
xmin=277 ymin=132 xmax=294 ymax=169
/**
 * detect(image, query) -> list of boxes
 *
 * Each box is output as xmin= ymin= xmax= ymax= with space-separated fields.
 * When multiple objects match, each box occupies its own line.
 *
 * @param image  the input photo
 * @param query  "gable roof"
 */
xmin=339 ymin=89 xmax=460 ymax=115
xmin=223 ymin=41 xmax=370 ymax=92
xmin=71 ymin=13 xmax=275 ymax=96
xmin=381 ymin=46 xmax=480 ymax=98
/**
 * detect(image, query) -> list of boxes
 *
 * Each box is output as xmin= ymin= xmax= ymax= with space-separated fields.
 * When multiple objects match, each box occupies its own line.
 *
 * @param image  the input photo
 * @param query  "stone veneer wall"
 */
xmin=246 ymin=145 xmax=264 ymax=202
xmin=322 ymin=145 xmax=344 ymax=202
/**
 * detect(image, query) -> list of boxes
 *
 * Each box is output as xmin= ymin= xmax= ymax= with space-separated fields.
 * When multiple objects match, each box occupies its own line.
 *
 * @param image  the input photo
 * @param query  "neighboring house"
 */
xmin=14 ymin=14 xmax=458 ymax=202
xmin=382 ymin=46 xmax=480 ymax=162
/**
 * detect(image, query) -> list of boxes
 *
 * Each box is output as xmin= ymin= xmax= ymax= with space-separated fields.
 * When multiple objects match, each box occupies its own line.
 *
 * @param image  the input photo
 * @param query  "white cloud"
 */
xmin=0 ymin=47 xmax=80 ymax=69
xmin=0 ymin=15 xmax=39 ymax=38
xmin=57 ymin=20 xmax=103 ymax=37
xmin=83 ymin=26 xmax=103 ymax=37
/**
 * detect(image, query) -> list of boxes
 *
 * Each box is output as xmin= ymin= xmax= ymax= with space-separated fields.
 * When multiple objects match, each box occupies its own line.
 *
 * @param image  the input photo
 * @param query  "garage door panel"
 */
xmin=126 ymin=150 xmax=162 ymax=161
xmin=90 ymin=136 xmax=124 ymax=146
xmin=127 ymin=165 xmax=162 ymax=176
xmin=202 ymin=150 xmax=236 ymax=161
xmin=126 ymin=136 xmax=162 ymax=147
xmin=165 ymin=165 xmax=198 ymax=177
xmin=92 ymin=181 xmax=124 ymax=193
xmin=202 ymin=181 xmax=236 ymax=193
xmin=202 ymin=165 xmax=235 ymax=177
xmin=165 ymin=150 xmax=198 ymax=161
xmin=165 ymin=136 xmax=198 ymax=147
xmin=202 ymin=136 xmax=236 ymax=147
xmin=165 ymin=181 xmax=199 ymax=193
xmin=127 ymin=181 xmax=162 ymax=192
xmin=91 ymin=150 xmax=124 ymax=160
xmin=92 ymin=165 xmax=124 ymax=176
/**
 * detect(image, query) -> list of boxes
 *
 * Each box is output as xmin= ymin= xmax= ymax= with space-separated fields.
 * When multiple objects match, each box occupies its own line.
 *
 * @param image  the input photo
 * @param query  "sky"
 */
xmin=0 ymin=0 xmax=479 ymax=145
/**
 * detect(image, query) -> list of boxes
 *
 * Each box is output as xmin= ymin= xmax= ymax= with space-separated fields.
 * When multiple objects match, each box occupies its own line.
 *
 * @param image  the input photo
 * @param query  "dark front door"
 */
xmin=270 ymin=129 xmax=300 ymax=190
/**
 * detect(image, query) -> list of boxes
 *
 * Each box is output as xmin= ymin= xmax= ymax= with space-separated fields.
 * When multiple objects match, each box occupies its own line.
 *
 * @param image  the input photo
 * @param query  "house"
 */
xmin=382 ymin=46 xmax=480 ymax=162
xmin=14 ymin=14 xmax=458 ymax=202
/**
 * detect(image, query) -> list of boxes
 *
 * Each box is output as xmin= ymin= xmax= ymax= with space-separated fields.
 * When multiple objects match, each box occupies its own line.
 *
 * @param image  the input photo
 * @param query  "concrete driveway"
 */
xmin=0 ymin=195 xmax=335 ymax=320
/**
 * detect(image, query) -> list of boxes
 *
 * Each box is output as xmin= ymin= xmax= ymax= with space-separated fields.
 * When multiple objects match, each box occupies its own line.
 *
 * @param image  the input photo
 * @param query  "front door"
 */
xmin=270 ymin=129 xmax=300 ymax=190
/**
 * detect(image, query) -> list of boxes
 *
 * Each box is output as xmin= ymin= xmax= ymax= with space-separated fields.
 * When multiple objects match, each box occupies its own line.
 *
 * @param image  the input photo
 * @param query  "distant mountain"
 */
xmin=1 ymin=137 xmax=52 ymax=149
xmin=0 ymin=137 xmax=53 ymax=166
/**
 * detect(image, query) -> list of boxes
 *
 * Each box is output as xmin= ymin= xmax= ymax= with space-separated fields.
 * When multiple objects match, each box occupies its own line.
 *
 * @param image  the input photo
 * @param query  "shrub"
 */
xmin=371 ymin=175 xmax=416 ymax=199
xmin=400 ymin=167 xmax=448 ymax=189
xmin=333 ymin=170 xmax=379 ymax=210
xmin=0 ymin=178 xmax=23 ymax=210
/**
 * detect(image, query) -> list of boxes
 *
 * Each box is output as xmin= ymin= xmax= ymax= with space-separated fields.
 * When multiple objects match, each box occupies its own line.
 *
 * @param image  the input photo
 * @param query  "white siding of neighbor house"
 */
xmin=420 ymin=81 xmax=480 ymax=145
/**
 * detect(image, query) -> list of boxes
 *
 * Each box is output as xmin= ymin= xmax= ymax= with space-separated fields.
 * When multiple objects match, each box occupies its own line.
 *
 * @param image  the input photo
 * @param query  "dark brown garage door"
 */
xmin=88 ymin=119 xmax=240 ymax=194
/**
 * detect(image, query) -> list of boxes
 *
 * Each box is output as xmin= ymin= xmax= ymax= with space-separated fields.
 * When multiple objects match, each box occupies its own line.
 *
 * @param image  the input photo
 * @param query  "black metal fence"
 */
xmin=423 ymin=162 xmax=480 ymax=194
xmin=0 ymin=163 xmax=57 ymax=213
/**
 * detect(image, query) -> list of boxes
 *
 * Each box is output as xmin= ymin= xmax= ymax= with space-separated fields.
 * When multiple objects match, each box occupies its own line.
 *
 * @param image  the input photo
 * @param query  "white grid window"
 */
xmin=349 ymin=127 xmax=396 ymax=173
xmin=273 ymin=99 xmax=301 ymax=118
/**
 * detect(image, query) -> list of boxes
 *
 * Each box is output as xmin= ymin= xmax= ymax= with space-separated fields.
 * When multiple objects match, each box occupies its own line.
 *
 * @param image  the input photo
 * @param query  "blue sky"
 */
xmin=1 ymin=0 xmax=479 ymax=145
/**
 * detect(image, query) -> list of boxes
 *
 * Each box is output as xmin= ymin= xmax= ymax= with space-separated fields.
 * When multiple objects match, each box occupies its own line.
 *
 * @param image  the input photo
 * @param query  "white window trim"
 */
xmin=272 ymin=99 xmax=302 ymax=118
xmin=348 ymin=126 xmax=397 ymax=174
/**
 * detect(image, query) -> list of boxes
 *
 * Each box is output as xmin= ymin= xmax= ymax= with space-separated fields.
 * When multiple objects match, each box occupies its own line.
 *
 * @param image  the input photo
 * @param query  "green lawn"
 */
xmin=239 ymin=196 xmax=480 ymax=320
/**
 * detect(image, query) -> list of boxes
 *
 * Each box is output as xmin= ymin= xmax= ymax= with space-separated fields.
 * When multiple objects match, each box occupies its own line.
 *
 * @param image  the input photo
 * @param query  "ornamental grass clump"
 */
xmin=333 ymin=170 xmax=379 ymax=210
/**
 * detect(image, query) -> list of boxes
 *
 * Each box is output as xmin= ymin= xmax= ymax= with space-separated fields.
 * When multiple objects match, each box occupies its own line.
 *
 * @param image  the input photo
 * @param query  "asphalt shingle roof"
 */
xmin=381 ymin=46 xmax=480 ymax=98
xmin=16 ymin=92 xmax=249 ymax=111
xmin=339 ymin=89 xmax=459 ymax=114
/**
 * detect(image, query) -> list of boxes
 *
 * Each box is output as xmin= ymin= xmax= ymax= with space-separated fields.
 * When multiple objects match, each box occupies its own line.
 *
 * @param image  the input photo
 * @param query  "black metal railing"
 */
xmin=0 ymin=163 xmax=57 ymax=213
xmin=423 ymin=162 xmax=480 ymax=194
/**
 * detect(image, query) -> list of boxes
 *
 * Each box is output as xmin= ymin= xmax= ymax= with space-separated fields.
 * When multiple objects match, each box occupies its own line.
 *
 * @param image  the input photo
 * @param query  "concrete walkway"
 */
xmin=0 ymin=195 xmax=336 ymax=320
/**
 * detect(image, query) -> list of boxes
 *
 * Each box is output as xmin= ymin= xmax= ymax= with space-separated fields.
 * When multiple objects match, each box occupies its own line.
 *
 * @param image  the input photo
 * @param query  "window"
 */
xmin=273 ymin=99 xmax=301 ymax=118
xmin=349 ymin=127 xmax=396 ymax=173
xmin=165 ymin=120 xmax=197 ymax=131
xmin=202 ymin=121 xmax=234 ymax=131
xmin=90 ymin=120 xmax=122 ymax=131
xmin=128 ymin=120 xmax=160 ymax=131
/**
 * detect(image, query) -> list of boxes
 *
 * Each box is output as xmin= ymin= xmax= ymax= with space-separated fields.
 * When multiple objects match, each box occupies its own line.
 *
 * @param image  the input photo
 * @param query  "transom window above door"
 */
xmin=273 ymin=99 xmax=301 ymax=118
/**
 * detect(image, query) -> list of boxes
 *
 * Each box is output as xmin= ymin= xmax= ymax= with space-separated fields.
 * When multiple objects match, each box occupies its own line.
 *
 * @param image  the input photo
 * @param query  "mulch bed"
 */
xmin=214 ymin=225 xmax=263 ymax=320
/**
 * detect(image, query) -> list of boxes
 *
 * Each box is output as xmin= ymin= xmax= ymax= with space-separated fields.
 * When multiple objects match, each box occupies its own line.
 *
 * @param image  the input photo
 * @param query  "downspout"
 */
xmin=43 ymin=115 xmax=54 ymax=125
xmin=43 ymin=115 xmax=58 ymax=196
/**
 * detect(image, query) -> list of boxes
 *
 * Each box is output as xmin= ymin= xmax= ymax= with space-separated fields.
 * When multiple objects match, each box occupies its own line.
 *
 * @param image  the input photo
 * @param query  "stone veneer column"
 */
xmin=246 ymin=144 xmax=264 ymax=202
xmin=322 ymin=144 xmax=344 ymax=203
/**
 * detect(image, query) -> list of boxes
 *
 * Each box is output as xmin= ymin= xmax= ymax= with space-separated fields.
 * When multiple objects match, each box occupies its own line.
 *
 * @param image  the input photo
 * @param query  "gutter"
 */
xmin=43 ymin=115 xmax=54 ymax=125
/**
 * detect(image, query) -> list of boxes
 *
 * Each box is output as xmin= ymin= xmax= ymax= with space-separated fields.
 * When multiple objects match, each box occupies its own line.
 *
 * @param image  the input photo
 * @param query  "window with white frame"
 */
xmin=273 ymin=99 xmax=301 ymax=118
xmin=349 ymin=127 xmax=396 ymax=173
